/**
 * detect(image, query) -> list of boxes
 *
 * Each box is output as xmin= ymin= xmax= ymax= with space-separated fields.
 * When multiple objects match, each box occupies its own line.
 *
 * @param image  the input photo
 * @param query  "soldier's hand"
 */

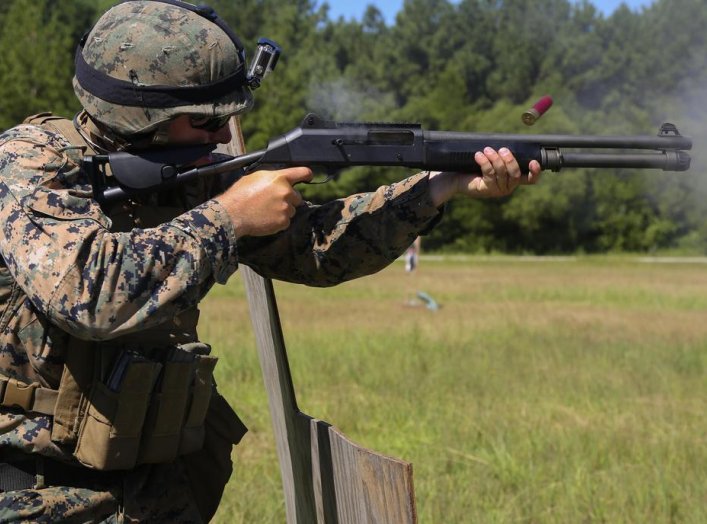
xmin=464 ymin=147 xmax=542 ymax=198
xmin=215 ymin=167 xmax=313 ymax=238
xmin=428 ymin=148 xmax=542 ymax=206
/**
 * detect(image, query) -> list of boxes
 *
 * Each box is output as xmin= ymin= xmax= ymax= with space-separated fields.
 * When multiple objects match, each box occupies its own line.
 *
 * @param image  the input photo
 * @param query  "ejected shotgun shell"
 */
xmin=522 ymin=95 xmax=553 ymax=125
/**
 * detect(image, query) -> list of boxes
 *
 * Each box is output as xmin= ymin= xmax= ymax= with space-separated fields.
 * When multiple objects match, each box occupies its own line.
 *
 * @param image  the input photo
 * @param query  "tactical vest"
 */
xmin=0 ymin=114 xmax=242 ymax=470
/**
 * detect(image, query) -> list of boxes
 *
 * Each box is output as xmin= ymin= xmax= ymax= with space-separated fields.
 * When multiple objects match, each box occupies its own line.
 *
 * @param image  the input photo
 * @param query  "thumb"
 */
xmin=280 ymin=167 xmax=314 ymax=185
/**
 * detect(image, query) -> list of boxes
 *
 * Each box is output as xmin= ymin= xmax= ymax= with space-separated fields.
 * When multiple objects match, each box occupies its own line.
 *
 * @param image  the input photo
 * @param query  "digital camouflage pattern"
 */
xmin=0 ymin=485 xmax=119 ymax=523
xmin=238 ymin=172 xmax=443 ymax=286
xmin=0 ymin=123 xmax=237 ymax=386
xmin=73 ymin=0 xmax=254 ymax=136
xmin=0 ymin=116 xmax=442 ymax=520
xmin=0 ymin=458 xmax=209 ymax=522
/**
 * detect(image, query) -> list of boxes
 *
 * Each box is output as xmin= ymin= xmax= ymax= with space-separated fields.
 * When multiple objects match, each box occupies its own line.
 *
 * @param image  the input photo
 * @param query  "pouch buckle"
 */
xmin=1 ymin=378 xmax=38 ymax=411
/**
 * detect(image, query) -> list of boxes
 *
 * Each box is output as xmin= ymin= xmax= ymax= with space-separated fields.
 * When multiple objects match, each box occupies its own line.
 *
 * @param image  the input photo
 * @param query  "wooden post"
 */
xmin=220 ymin=119 xmax=417 ymax=524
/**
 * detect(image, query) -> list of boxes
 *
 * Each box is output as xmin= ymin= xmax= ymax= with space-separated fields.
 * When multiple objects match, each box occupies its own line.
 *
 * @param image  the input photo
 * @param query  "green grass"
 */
xmin=204 ymin=256 xmax=707 ymax=523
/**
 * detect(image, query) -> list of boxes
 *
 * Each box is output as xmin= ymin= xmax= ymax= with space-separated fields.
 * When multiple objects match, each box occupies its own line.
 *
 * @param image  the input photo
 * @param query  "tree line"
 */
xmin=1 ymin=0 xmax=705 ymax=254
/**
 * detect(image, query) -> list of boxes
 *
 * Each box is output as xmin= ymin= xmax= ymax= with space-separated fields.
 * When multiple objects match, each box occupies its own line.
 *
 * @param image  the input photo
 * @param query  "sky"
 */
xmin=322 ymin=0 xmax=655 ymax=25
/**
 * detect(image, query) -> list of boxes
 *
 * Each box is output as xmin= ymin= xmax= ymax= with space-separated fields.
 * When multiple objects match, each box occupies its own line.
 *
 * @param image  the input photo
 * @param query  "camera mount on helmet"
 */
xmin=247 ymin=38 xmax=281 ymax=90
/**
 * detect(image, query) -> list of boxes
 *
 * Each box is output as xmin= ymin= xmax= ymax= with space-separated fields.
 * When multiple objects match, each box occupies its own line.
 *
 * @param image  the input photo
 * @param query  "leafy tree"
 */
xmin=376 ymin=0 xmax=457 ymax=107
xmin=0 ymin=0 xmax=704 ymax=253
xmin=0 ymin=1 xmax=77 ymax=129
xmin=0 ymin=0 xmax=104 ymax=130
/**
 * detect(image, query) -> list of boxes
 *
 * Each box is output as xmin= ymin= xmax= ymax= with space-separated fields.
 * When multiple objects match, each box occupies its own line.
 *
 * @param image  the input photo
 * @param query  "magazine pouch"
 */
xmin=179 ymin=354 xmax=218 ymax=455
xmin=74 ymin=355 xmax=161 ymax=470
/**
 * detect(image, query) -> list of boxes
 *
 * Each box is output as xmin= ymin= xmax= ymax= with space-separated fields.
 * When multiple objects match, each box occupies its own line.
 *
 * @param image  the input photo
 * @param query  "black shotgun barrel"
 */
xmin=424 ymin=130 xmax=692 ymax=151
xmin=424 ymin=123 xmax=692 ymax=172
xmin=546 ymin=151 xmax=692 ymax=171
xmin=258 ymin=115 xmax=692 ymax=173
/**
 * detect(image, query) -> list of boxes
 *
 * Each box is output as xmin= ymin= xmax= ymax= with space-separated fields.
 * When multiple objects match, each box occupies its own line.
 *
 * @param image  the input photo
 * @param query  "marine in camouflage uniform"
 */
xmin=0 ymin=1 xmax=538 ymax=522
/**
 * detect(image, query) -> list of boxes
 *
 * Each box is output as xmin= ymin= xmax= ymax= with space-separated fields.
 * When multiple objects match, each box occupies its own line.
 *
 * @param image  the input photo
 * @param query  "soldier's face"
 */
xmin=166 ymin=115 xmax=232 ymax=145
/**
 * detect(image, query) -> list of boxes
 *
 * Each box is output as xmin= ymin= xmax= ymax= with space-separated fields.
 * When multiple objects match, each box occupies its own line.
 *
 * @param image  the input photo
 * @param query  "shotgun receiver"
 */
xmin=84 ymin=113 xmax=693 ymax=204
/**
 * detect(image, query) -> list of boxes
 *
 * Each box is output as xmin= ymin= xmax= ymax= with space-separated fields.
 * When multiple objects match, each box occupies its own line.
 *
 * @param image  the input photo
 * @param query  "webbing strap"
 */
xmin=0 ymin=375 xmax=57 ymax=416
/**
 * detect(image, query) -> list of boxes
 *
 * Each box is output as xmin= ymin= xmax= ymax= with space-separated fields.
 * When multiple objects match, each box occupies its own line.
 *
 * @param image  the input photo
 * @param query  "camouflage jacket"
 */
xmin=0 ymin=118 xmax=442 ymax=459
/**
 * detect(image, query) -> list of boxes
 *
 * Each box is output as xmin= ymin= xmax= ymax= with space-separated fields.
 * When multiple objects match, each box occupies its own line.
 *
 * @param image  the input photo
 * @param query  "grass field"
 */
xmin=203 ymin=256 xmax=707 ymax=523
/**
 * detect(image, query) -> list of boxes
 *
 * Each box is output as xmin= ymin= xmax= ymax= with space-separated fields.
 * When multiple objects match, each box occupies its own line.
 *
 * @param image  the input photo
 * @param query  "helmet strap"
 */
xmin=74 ymin=110 xmax=164 ymax=152
xmin=150 ymin=125 xmax=170 ymax=146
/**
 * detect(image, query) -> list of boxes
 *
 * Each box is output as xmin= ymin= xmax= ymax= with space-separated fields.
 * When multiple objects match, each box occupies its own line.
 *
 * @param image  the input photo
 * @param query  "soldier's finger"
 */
xmin=474 ymin=151 xmax=496 ymax=178
xmin=281 ymin=167 xmax=314 ymax=185
xmin=520 ymin=160 xmax=543 ymax=185
xmin=484 ymin=147 xmax=509 ymax=191
xmin=499 ymin=148 xmax=521 ymax=179
xmin=289 ymin=189 xmax=304 ymax=207
xmin=526 ymin=171 xmax=542 ymax=185
xmin=484 ymin=147 xmax=506 ymax=176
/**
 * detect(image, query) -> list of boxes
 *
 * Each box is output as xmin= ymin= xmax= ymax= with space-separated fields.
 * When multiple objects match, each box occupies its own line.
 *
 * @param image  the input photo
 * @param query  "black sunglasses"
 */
xmin=189 ymin=114 xmax=233 ymax=132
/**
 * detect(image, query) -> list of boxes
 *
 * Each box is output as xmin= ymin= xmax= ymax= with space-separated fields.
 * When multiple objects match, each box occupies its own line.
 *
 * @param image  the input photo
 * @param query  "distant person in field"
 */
xmin=403 ymin=236 xmax=440 ymax=311
xmin=405 ymin=236 xmax=422 ymax=274
xmin=0 ymin=1 xmax=541 ymax=521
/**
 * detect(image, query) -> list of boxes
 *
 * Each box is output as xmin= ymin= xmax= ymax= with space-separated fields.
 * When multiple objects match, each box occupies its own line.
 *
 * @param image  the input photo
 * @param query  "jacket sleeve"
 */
xmin=0 ymin=127 xmax=239 ymax=341
xmin=237 ymin=171 xmax=443 ymax=286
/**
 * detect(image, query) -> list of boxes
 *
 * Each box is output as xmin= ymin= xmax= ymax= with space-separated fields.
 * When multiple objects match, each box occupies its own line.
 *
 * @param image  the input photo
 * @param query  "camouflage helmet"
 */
xmin=73 ymin=0 xmax=254 ymax=137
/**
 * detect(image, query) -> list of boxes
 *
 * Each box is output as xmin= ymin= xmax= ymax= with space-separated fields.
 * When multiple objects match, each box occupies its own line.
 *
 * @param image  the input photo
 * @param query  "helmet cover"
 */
xmin=73 ymin=0 xmax=254 ymax=136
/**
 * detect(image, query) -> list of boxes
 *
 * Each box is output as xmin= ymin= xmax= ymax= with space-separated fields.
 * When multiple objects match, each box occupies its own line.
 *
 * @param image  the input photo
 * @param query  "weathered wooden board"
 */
xmin=222 ymin=119 xmax=416 ymax=524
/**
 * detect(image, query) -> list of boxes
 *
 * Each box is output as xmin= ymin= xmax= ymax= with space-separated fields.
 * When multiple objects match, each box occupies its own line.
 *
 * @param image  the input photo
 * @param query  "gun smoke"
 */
xmin=670 ymin=85 xmax=707 ymax=179
xmin=307 ymin=78 xmax=394 ymax=121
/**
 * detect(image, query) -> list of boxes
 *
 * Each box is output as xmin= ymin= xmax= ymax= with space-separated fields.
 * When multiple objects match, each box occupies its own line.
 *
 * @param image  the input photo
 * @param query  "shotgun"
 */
xmin=84 ymin=113 xmax=693 ymax=204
